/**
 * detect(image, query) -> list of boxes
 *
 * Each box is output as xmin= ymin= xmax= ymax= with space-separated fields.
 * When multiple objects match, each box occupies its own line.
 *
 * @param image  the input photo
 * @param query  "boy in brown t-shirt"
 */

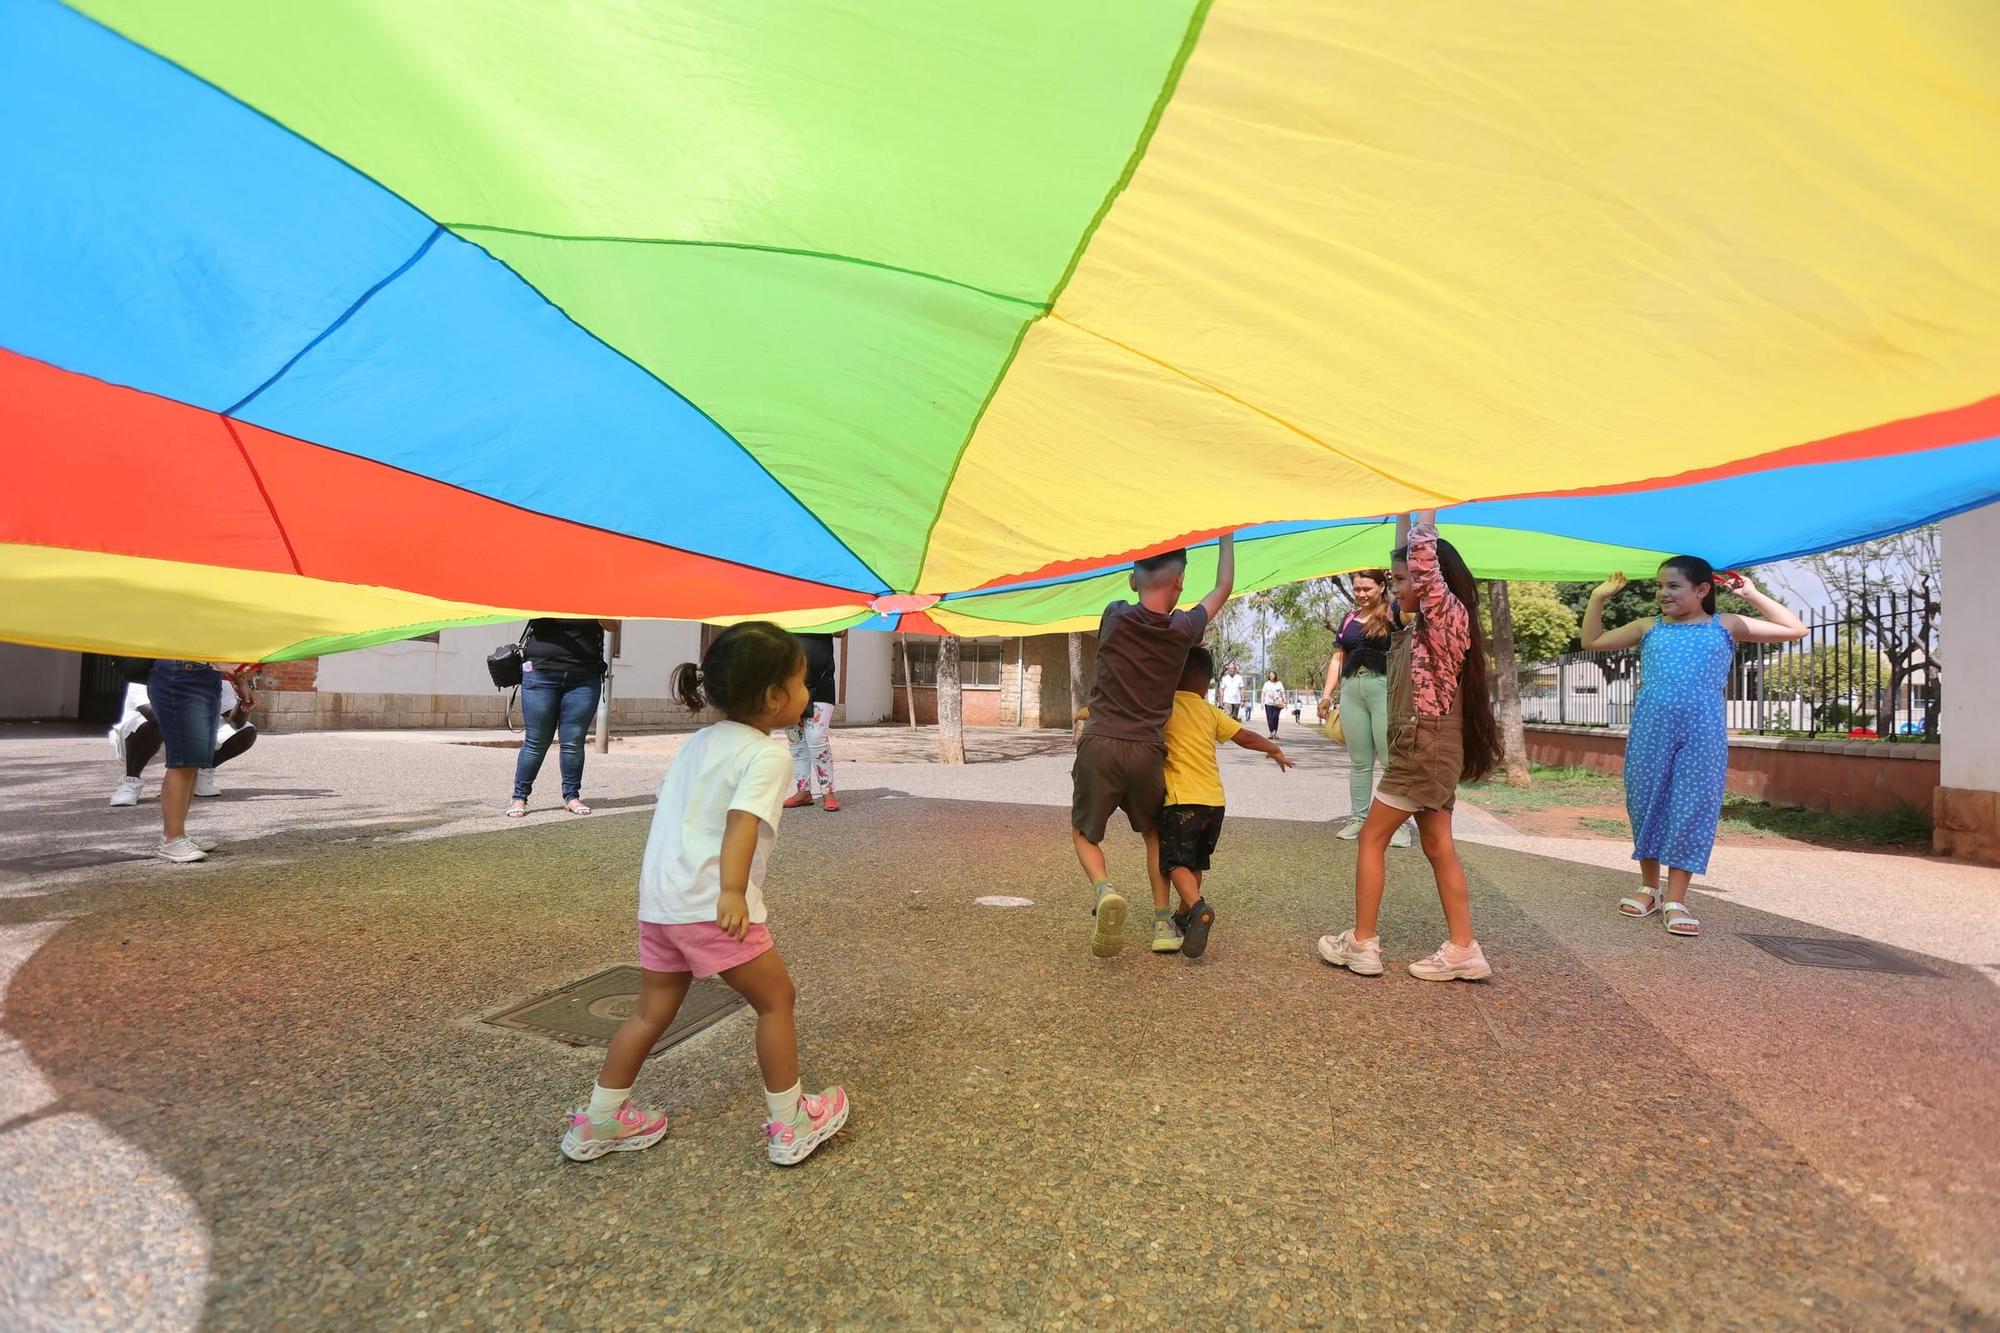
xmin=1074 ymin=533 xmax=1235 ymax=957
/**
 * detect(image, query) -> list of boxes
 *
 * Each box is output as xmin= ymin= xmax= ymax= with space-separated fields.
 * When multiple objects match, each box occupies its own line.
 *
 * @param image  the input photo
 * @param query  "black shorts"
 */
xmin=1158 ymin=804 xmax=1225 ymax=877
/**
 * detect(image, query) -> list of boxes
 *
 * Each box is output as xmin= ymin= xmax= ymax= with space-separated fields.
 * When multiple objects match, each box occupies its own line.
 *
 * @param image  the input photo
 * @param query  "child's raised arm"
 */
xmin=1580 ymin=571 xmax=1651 ymax=652
xmin=1198 ymin=533 xmax=1236 ymax=621
xmin=1230 ymin=728 xmax=1293 ymax=771
xmin=1717 ymin=571 xmax=1809 ymax=644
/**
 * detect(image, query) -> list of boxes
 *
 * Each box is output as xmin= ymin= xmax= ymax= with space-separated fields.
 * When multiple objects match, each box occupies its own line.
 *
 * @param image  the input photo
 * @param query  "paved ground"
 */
xmin=2 ymin=718 xmax=1997 ymax=1328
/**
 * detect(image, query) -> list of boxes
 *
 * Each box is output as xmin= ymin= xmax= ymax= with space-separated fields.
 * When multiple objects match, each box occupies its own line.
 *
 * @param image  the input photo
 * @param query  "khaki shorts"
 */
xmin=1375 ymin=714 xmax=1462 ymax=813
xmin=1071 ymin=734 xmax=1166 ymax=841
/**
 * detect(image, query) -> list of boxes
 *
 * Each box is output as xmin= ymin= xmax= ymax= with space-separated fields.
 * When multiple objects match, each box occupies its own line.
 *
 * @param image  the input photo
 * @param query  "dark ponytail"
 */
xmin=674 ymin=622 xmax=804 ymax=720
xmin=1426 ymin=536 xmax=1503 ymax=784
xmin=1659 ymin=555 xmax=1718 ymax=614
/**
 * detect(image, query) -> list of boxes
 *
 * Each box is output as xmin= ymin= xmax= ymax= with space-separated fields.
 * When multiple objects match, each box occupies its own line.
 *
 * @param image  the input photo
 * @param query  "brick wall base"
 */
xmin=1522 ymin=725 xmax=1940 ymax=820
xmin=1933 ymin=787 xmax=2000 ymax=866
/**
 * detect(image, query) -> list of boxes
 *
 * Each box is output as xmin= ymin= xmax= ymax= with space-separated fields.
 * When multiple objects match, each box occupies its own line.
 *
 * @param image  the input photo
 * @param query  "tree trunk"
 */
xmin=1067 ymin=631 xmax=1087 ymax=747
xmin=899 ymin=636 xmax=917 ymax=730
xmin=1488 ymin=582 xmax=1532 ymax=787
xmin=935 ymin=635 xmax=966 ymax=764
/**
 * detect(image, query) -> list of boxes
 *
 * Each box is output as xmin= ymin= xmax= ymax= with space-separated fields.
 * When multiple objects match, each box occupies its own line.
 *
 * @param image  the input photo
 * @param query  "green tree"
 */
xmin=1764 ymin=635 xmax=1891 ymax=732
xmin=1271 ymin=620 xmax=1337 ymax=693
xmin=1498 ymin=582 xmax=1578 ymax=666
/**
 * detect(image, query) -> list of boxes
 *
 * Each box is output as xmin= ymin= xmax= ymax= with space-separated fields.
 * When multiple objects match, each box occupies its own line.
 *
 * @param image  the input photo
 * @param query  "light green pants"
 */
xmin=1339 ymin=671 xmax=1391 ymax=816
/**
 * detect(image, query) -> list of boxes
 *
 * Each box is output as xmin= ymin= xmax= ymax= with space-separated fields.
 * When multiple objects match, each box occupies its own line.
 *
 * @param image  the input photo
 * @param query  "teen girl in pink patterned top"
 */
xmin=1317 ymin=511 xmax=1504 ymax=983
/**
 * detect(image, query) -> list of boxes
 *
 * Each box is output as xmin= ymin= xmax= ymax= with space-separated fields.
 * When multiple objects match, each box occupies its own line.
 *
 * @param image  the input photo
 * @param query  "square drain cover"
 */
xmin=0 ymin=848 xmax=151 ymax=874
xmin=485 ymin=966 xmax=745 ymax=1053
xmin=1740 ymin=934 xmax=1937 ymax=976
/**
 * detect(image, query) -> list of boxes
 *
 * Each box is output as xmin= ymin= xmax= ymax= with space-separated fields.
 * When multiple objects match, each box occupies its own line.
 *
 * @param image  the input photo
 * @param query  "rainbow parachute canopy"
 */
xmin=3 ymin=0 xmax=1997 ymax=659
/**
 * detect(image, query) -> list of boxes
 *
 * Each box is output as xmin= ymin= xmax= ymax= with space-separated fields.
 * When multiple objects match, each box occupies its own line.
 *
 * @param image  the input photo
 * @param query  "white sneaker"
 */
xmin=1317 ymin=929 xmax=1384 ymax=976
xmin=189 ymin=835 xmax=218 ymax=852
xmin=1408 ymin=940 xmax=1492 ymax=982
xmin=155 ymin=837 xmax=207 ymax=863
xmin=110 ymin=776 xmax=143 ymax=807
xmin=1390 ymin=822 xmax=1413 ymax=849
xmin=107 ymin=725 xmax=126 ymax=764
xmin=1336 ymin=818 xmax=1363 ymax=841
xmin=193 ymin=769 xmax=220 ymax=798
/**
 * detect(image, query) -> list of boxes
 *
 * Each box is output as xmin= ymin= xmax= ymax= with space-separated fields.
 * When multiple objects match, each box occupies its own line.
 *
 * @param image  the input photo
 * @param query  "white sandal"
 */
xmin=1618 ymin=889 xmax=1660 ymax=918
xmin=1662 ymin=901 xmax=1701 ymax=937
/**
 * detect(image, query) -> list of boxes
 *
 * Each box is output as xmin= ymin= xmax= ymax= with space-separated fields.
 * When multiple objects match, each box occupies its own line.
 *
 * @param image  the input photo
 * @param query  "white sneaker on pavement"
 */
xmin=110 ymin=776 xmax=143 ymax=807
xmin=1408 ymin=940 xmax=1492 ymax=982
xmin=1390 ymin=821 xmax=1413 ymax=848
xmin=193 ymin=769 xmax=220 ymax=798
xmin=1317 ymin=929 xmax=1384 ymax=976
xmin=155 ymin=837 xmax=207 ymax=864
xmin=1336 ymin=818 xmax=1363 ymax=841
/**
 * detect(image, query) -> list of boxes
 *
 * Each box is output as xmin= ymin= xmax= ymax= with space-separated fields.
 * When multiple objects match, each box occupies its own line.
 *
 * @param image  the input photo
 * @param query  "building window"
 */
xmin=892 ymin=637 xmax=1003 ymax=688
xmin=606 ymin=620 xmax=623 ymax=660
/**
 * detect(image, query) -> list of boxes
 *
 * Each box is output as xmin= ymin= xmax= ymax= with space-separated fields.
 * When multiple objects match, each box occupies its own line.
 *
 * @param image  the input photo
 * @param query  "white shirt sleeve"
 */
xmin=731 ymin=741 xmax=792 ymax=829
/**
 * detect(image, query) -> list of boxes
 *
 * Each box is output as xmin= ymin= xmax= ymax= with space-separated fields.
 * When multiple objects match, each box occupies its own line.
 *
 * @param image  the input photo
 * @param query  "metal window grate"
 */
xmin=1739 ymin=934 xmax=1938 ymax=976
xmin=484 ymin=966 xmax=746 ymax=1053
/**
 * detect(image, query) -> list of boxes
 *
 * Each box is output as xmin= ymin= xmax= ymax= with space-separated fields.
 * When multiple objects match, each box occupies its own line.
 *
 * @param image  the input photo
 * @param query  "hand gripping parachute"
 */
xmin=3 ymin=0 xmax=1996 ymax=659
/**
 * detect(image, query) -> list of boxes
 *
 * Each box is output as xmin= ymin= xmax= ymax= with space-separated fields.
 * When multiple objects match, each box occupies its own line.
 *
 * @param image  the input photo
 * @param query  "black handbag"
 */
xmin=487 ymin=625 xmax=531 ymax=689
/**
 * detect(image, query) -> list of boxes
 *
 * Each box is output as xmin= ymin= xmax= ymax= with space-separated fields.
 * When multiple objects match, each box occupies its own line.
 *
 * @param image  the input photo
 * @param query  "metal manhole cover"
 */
xmin=1740 ymin=934 xmax=1938 ymax=976
xmin=484 ymin=966 xmax=746 ymax=1053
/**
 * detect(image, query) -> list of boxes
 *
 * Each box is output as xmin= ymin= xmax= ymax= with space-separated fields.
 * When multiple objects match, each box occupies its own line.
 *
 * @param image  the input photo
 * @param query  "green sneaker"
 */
xmin=1090 ymin=887 xmax=1127 ymax=958
xmin=1151 ymin=916 xmax=1184 ymax=953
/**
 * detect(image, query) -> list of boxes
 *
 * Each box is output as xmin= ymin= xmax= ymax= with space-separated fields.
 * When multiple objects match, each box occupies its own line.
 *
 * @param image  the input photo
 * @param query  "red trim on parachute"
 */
xmin=1 ymin=350 xmax=867 ymax=617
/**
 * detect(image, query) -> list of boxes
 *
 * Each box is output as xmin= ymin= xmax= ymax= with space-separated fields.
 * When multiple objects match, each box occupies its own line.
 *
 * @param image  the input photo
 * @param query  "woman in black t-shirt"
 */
xmin=1319 ymin=571 xmax=1411 ymax=846
xmin=782 ymin=632 xmax=841 ymax=812
xmin=509 ymin=618 xmax=615 ymax=817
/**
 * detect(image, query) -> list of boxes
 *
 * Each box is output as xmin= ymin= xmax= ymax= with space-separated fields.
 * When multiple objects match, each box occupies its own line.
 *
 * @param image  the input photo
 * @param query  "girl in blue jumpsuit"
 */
xmin=1581 ymin=558 xmax=1807 ymax=937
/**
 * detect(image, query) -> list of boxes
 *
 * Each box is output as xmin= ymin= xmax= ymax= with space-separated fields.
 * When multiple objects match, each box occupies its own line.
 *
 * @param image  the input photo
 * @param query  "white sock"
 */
xmin=764 ymin=1081 xmax=802 ymax=1123
xmin=587 ymin=1083 xmax=630 ymax=1120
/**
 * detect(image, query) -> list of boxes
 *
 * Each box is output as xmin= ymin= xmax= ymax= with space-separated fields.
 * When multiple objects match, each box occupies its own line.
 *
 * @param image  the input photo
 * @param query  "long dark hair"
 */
xmin=1391 ymin=537 xmax=1502 ymax=784
xmin=1658 ymin=555 xmax=1718 ymax=614
xmin=673 ymin=622 xmax=803 ymax=719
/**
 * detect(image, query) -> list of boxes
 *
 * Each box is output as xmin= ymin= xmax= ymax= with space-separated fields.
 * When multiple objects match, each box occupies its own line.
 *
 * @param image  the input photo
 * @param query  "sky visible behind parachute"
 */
xmin=2 ymin=0 xmax=1996 ymax=661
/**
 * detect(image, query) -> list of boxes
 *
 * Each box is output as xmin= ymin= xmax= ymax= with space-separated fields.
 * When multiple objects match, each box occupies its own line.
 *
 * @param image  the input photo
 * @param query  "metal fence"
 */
xmin=1518 ymin=589 xmax=1941 ymax=739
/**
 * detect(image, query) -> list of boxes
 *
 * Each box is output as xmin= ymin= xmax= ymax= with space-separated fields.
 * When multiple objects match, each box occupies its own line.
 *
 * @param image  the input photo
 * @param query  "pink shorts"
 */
xmin=637 ymin=920 xmax=773 ymax=978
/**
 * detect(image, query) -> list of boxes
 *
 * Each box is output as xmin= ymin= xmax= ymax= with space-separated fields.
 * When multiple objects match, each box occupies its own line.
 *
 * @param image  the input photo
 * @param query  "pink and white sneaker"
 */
xmin=765 ymin=1086 xmax=850 ymax=1166
xmin=560 ymin=1100 xmax=669 ymax=1162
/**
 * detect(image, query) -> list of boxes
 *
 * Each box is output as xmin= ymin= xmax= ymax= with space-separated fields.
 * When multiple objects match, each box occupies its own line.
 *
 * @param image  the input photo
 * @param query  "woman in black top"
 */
xmin=1318 ymin=570 xmax=1411 ymax=846
xmin=782 ymin=632 xmax=841 ymax=812
xmin=509 ymin=618 xmax=615 ymax=816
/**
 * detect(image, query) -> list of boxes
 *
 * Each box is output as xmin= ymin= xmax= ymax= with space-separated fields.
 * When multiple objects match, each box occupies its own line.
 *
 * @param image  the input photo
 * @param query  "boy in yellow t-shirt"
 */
xmin=1156 ymin=646 xmax=1293 ymax=958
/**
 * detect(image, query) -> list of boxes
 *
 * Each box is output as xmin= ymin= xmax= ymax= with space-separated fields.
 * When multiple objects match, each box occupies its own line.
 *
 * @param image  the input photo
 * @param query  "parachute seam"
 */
xmin=218 ymin=417 xmax=304 ymax=575
xmin=909 ymin=0 xmax=1216 ymax=594
xmin=224 ymin=226 xmax=445 ymax=417
xmin=444 ymin=225 xmax=1046 ymax=311
xmin=1049 ymin=312 xmax=1460 ymax=504
xmin=66 ymin=9 xmax=890 ymax=596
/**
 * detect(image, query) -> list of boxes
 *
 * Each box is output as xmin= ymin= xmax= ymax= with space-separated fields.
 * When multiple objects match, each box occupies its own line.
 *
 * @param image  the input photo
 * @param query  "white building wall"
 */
xmin=0 ymin=644 xmax=80 ymax=719
xmin=316 ymin=621 xmax=703 ymax=698
xmin=1942 ymin=504 xmax=2000 ymax=792
xmin=844 ymin=629 xmax=892 ymax=724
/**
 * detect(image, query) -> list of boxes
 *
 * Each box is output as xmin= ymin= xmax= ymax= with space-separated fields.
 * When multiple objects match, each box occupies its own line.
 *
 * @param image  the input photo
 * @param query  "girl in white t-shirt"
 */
xmin=560 ymin=622 xmax=850 ymax=1167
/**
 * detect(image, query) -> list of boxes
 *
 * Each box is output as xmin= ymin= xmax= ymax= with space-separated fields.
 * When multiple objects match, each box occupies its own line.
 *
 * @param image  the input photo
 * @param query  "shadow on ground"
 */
xmin=2 ymin=795 xmax=1991 ymax=1327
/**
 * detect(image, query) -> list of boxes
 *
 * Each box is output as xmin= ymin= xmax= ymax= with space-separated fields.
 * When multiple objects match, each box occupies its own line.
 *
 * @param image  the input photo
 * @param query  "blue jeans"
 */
xmin=147 ymin=661 xmax=222 ymax=769
xmin=513 ymin=668 xmax=601 ymax=801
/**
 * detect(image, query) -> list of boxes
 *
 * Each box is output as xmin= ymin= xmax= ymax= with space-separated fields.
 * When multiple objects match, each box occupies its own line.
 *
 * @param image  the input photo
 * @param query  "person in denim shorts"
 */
xmin=147 ymin=660 xmax=224 ymax=863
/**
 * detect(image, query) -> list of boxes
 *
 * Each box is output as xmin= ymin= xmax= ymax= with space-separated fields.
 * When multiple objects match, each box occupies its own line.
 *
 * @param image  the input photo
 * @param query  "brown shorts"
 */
xmin=1375 ymin=714 xmax=1462 ymax=813
xmin=1071 ymin=734 xmax=1166 ymax=841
